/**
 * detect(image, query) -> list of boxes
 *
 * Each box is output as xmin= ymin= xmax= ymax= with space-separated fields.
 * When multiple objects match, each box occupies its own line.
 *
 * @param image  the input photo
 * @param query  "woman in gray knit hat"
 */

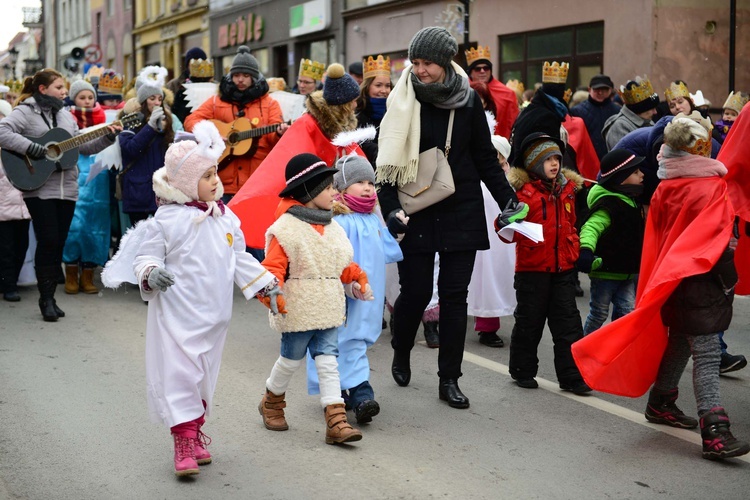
xmin=376 ymin=26 xmax=527 ymax=409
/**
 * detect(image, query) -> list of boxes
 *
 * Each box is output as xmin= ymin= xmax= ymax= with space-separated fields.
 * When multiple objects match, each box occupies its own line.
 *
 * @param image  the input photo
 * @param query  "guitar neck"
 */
xmin=234 ymin=123 xmax=281 ymax=142
xmin=57 ymin=121 xmax=119 ymax=153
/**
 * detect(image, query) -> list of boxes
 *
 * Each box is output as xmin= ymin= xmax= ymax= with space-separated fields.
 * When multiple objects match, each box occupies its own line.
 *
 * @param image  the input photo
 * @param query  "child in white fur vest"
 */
xmin=259 ymin=152 xmax=374 ymax=445
xmin=103 ymin=121 xmax=277 ymax=477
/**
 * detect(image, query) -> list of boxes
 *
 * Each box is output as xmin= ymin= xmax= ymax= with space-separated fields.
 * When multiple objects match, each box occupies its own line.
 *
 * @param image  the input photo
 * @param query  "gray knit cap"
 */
xmin=408 ymin=27 xmax=458 ymax=69
xmin=137 ymin=82 xmax=164 ymax=104
xmin=69 ymin=80 xmax=97 ymax=101
xmin=230 ymin=46 xmax=261 ymax=79
xmin=333 ymin=155 xmax=375 ymax=191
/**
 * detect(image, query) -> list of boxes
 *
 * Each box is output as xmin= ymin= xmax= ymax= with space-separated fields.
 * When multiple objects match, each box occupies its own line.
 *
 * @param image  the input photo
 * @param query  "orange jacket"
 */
xmin=184 ymin=94 xmax=282 ymax=194
xmin=262 ymin=198 xmax=368 ymax=289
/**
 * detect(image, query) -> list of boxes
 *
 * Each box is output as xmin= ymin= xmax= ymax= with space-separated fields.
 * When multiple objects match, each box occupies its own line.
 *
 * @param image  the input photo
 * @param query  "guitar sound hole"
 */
xmin=46 ymin=145 xmax=62 ymax=160
xmin=227 ymin=132 xmax=240 ymax=144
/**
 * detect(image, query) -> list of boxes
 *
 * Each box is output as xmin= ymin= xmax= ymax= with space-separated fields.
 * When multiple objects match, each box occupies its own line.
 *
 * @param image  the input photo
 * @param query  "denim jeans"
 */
xmin=280 ymin=327 xmax=339 ymax=361
xmin=583 ymin=277 xmax=636 ymax=335
xmin=347 ymin=381 xmax=375 ymax=409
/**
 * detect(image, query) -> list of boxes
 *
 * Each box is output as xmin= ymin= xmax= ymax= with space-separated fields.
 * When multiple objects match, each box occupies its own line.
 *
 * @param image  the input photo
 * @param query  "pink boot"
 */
xmin=172 ymin=434 xmax=199 ymax=476
xmin=194 ymin=413 xmax=212 ymax=465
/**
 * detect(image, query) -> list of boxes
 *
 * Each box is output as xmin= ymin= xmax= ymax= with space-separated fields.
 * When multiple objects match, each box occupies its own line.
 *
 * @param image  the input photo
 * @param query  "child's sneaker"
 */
xmin=700 ymin=407 xmax=750 ymax=460
xmin=719 ymin=352 xmax=747 ymax=374
xmin=172 ymin=435 xmax=200 ymax=476
xmin=354 ymin=399 xmax=380 ymax=424
xmin=644 ymin=388 xmax=698 ymax=429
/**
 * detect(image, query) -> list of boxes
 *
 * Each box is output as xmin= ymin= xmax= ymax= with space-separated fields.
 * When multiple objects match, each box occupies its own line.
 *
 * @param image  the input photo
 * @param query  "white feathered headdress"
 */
xmin=136 ymin=65 xmax=169 ymax=103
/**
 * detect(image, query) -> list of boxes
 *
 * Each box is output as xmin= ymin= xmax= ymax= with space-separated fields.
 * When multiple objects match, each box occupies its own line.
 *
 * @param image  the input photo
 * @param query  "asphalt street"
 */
xmin=2 ymin=275 xmax=750 ymax=499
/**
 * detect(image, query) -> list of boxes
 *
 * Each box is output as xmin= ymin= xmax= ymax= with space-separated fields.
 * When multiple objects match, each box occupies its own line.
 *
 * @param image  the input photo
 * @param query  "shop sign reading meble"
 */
xmin=218 ymin=13 xmax=265 ymax=48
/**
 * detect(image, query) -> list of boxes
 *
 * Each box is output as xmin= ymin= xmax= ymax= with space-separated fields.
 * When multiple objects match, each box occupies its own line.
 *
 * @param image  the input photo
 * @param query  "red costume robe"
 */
xmin=487 ymin=78 xmax=519 ymax=139
xmin=572 ymin=176 xmax=734 ymax=397
xmin=228 ymin=113 xmax=365 ymax=249
xmin=563 ymin=115 xmax=600 ymax=183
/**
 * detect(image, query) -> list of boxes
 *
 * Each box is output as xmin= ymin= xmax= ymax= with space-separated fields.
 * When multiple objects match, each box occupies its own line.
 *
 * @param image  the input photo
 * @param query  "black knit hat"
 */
xmin=408 ymin=26 xmax=458 ymax=69
xmin=230 ymin=46 xmax=261 ymax=79
xmin=598 ymin=149 xmax=645 ymax=187
xmin=184 ymin=47 xmax=207 ymax=70
xmin=323 ymin=63 xmax=361 ymax=105
xmin=348 ymin=61 xmax=363 ymax=77
xmin=279 ymin=153 xmax=338 ymax=201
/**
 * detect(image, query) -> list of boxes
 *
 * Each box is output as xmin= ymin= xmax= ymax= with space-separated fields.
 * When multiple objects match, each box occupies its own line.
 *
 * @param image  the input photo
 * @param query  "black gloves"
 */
xmin=26 ymin=142 xmax=47 ymax=160
xmin=386 ymin=209 xmax=409 ymax=238
xmin=576 ymin=248 xmax=596 ymax=273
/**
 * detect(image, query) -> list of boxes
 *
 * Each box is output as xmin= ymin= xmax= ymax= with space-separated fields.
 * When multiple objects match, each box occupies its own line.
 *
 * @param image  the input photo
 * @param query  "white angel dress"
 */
xmin=102 ymin=172 xmax=273 ymax=428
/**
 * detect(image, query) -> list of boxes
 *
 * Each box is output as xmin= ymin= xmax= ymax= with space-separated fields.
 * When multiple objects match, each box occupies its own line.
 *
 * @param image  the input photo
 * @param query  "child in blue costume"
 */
xmin=306 ymin=155 xmax=402 ymax=423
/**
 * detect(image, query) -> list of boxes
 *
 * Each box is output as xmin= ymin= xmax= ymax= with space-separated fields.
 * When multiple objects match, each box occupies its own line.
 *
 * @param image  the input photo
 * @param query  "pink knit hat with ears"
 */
xmin=164 ymin=120 xmax=226 ymax=200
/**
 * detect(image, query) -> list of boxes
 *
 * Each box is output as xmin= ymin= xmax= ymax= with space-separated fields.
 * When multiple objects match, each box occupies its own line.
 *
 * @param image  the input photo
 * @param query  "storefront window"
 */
xmin=309 ymin=38 xmax=336 ymax=67
xmin=499 ymin=22 xmax=603 ymax=90
xmin=252 ymin=48 xmax=270 ymax=74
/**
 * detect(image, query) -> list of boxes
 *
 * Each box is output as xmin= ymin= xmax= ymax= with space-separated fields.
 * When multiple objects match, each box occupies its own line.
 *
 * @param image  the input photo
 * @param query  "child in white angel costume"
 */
xmin=102 ymin=121 xmax=279 ymax=477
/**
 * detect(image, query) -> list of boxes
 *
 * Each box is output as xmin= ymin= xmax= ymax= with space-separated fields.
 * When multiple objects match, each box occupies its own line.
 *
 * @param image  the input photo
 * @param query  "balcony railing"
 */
xmin=22 ymin=7 xmax=43 ymax=27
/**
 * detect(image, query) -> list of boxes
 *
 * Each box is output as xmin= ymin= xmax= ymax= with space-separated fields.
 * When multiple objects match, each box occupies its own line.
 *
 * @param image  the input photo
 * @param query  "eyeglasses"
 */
xmin=473 ymin=65 xmax=491 ymax=73
xmin=297 ymin=79 xmax=315 ymax=85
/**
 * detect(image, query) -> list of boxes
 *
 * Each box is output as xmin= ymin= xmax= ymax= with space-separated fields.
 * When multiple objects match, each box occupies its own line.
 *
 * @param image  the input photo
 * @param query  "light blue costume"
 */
xmin=62 ymin=152 xmax=111 ymax=265
xmin=306 ymin=210 xmax=402 ymax=396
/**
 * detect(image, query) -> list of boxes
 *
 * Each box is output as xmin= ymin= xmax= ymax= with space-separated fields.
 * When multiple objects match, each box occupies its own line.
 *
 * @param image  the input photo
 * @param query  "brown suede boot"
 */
xmin=324 ymin=403 xmax=362 ymax=445
xmin=79 ymin=268 xmax=99 ymax=294
xmin=64 ymin=264 xmax=79 ymax=294
xmin=258 ymin=389 xmax=288 ymax=431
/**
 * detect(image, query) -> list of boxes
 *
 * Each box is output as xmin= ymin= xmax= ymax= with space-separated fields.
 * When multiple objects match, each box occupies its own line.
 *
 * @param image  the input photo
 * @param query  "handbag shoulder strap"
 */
xmin=445 ymin=109 xmax=455 ymax=155
xmin=120 ymin=135 xmax=158 ymax=176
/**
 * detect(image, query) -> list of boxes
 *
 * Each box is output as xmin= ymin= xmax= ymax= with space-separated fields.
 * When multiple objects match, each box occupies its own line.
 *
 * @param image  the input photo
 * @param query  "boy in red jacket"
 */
xmin=497 ymin=132 xmax=590 ymax=394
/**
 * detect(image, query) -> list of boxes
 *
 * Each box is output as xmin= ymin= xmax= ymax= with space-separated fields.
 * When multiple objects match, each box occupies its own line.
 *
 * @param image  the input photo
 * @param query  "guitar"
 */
xmin=210 ymin=117 xmax=288 ymax=166
xmin=1 ymin=112 xmax=144 ymax=192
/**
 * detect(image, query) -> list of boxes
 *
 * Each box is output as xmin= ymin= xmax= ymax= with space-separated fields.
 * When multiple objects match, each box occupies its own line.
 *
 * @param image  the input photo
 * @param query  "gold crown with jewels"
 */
xmin=619 ymin=76 xmax=657 ymax=105
xmin=664 ymin=80 xmax=690 ymax=101
xmin=465 ymin=46 xmax=491 ymax=67
xmin=299 ymin=59 xmax=325 ymax=81
xmin=85 ymin=65 xmax=104 ymax=84
xmin=4 ymin=79 xmax=23 ymax=93
xmin=542 ymin=61 xmax=569 ymax=84
xmin=98 ymin=70 xmax=124 ymax=95
xmin=267 ymin=77 xmax=287 ymax=92
xmin=722 ymin=91 xmax=749 ymax=114
xmin=363 ymin=55 xmax=391 ymax=80
xmin=189 ymin=58 xmax=214 ymax=79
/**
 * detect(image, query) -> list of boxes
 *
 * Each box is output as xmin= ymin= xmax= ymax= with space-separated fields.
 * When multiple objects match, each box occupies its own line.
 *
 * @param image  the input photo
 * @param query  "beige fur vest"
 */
xmin=267 ymin=214 xmax=354 ymax=333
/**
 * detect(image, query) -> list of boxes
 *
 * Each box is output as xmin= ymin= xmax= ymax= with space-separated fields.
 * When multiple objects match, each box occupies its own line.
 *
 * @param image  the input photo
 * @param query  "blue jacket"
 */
xmin=119 ymin=125 xmax=166 ymax=213
xmin=569 ymin=97 xmax=621 ymax=160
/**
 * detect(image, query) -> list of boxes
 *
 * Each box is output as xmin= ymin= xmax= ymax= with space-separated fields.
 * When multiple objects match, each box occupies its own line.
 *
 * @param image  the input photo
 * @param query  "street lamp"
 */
xmin=8 ymin=46 xmax=19 ymax=78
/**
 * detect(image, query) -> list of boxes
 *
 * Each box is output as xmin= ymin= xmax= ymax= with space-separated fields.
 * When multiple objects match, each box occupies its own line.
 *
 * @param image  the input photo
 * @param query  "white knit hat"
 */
xmin=164 ymin=120 xmax=226 ymax=201
xmin=490 ymin=135 xmax=511 ymax=160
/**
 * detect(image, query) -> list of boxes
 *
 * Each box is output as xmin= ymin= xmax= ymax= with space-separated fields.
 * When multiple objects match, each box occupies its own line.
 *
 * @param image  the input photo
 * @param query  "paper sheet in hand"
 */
xmin=499 ymin=221 xmax=544 ymax=243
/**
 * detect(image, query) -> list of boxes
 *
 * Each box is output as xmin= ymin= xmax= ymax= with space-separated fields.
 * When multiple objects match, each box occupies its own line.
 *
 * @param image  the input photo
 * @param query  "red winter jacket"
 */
xmin=503 ymin=168 xmax=583 ymax=273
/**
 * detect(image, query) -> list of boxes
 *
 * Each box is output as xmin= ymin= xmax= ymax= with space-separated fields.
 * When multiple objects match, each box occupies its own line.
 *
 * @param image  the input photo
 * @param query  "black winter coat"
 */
xmin=379 ymin=92 xmax=518 ymax=254
xmin=509 ymin=89 xmax=566 ymax=167
xmin=569 ymin=96 xmax=621 ymax=160
xmin=356 ymin=101 xmax=380 ymax=168
xmin=661 ymin=247 xmax=737 ymax=335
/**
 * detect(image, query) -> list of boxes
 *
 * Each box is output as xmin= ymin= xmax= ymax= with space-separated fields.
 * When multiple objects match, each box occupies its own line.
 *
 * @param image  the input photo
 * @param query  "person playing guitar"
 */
xmin=0 ymin=68 xmax=121 ymax=322
xmin=184 ymin=46 xmax=288 ymax=202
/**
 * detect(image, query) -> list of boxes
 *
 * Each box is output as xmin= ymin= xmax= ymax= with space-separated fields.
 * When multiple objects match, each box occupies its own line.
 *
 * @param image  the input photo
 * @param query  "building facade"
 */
xmin=209 ymin=0 xmax=344 ymax=86
xmin=132 ymin=0 xmax=210 ymax=81
xmin=90 ymin=0 xmax=135 ymax=81
xmin=54 ymin=0 xmax=93 ymax=73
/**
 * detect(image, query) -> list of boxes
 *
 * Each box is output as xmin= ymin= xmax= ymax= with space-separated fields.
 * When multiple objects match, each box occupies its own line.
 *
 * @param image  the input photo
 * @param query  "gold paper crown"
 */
xmin=363 ymin=55 xmax=391 ymax=80
xmin=465 ymin=46 xmax=491 ymax=68
xmin=189 ymin=58 xmax=214 ymax=79
xmin=4 ymin=79 xmax=23 ymax=93
xmin=98 ymin=70 xmax=124 ymax=95
xmin=664 ymin=81 xmax=690 ymax=101
xmin=722 ymin=91 xmax=749 ymax=114
xmin=542 ymin=61 xmax=569 ymax=84
xmin=668 ymin=112 xmax=713 ymax=157
xmin=618 ymin=76 xmax=657 ymax=105
xmin=267 ymin=77 xmax=287 ymax=93
xmin=299 ymin=59 xmax=325 ymax=81
xmin=505 ymin=79 xmax=525 ymax=96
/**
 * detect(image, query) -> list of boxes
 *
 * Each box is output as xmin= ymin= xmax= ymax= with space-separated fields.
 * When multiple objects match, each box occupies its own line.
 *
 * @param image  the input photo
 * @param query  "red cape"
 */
xmin=487 ymin=78 xmax=519 ymax=139
xmin=228 ymin=113 xmax=365 ymax=248
xmin=717 ymin=102 xmax=750 ymax=294
xmin=572 ymin=176 xmax=734 ymax=397
xmin=563 ymin=115 xmax=600 ymax=182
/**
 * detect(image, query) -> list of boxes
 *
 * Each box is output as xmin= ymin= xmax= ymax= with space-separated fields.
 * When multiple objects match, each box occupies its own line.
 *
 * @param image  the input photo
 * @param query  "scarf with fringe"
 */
xmin=376 ymin=61 xmax=469 ymax=187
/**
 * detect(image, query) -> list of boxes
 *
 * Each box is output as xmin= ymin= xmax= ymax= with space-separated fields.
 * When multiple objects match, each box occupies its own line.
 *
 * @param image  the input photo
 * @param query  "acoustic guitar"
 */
xmin=210 ymin=117 xmax=287 ymax=167
xmin=1 ymin=112 xmax=144 ymax=192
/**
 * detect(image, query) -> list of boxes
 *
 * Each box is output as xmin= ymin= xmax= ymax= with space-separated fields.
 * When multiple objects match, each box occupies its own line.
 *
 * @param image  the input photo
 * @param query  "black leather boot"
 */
xmin=422 ymin=321 xmax=439 ymax=348
xmin=391 ymin=350 xmax=411 ymax=387
xmin=38 ymin=297 xmax=59 ymax=322
xmin=439 ymin=378 xmax=470 ymax=409
xmin=37 ymin=266 xmax=60 ymax=322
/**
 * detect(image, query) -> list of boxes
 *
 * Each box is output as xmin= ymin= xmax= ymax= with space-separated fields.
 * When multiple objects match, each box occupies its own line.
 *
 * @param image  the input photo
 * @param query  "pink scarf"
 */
xmin=338 ymin=193 xmax=378 ymax=214
xmin=657 ymin=144 xmax=728 ymax=180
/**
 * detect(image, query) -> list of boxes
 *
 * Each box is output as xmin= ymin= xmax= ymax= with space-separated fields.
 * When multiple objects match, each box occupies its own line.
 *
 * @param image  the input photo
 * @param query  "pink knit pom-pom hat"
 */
xmin=164 ymin=120 xmax=226 ymax=200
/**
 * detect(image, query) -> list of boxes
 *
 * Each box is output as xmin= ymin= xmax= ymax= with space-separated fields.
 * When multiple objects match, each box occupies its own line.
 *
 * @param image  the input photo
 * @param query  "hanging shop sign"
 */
xmin=218 ymin=12 xmax=265 ymax=49
xmin=289 ymin=0 xmax=331 ymax=37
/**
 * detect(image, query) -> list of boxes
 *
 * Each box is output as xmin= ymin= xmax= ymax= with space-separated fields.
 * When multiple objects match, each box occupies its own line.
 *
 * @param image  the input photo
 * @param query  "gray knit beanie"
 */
xmin=333 ymin=155 xmax=375 ymax=191
xmin=69 ymin=80 xmax=97 ymax=101
xmin=408 ymin=27 xmax=458 ymax=69
xmin=230 ymin=46 xmax=261 ymax=79
xmin=137 ymin=82 xmax=164 ymax=104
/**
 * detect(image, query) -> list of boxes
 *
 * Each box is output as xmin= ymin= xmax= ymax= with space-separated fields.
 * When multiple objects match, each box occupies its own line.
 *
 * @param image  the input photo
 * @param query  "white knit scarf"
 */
xmin=376 ymin=61 xmax=468 ymax=187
